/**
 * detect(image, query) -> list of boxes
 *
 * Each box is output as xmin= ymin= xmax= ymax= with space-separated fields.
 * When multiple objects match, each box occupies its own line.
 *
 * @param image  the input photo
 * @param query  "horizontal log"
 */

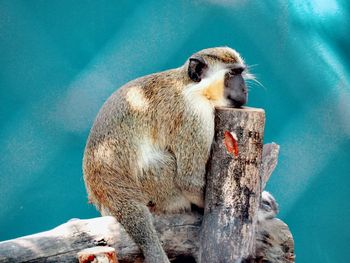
xmin=0 ymin=212 xmax=293 ymax=263
xmin=0 ymin=143 xmax=292 ymax=263
xmin=0 ymin=215 xmax=199 ymax=263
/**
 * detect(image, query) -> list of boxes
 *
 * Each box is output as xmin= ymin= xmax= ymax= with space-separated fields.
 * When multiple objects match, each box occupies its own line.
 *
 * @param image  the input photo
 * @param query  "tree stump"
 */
xmin=200 ymin=107 xmax=265 ymax=262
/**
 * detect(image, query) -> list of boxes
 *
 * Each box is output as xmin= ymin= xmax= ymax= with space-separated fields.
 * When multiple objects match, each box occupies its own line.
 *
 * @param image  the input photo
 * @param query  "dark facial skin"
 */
xmin=224 ymin=65 xmax=248 ymax=107
xmin=188 ymin=58 xmax=248 ymax=108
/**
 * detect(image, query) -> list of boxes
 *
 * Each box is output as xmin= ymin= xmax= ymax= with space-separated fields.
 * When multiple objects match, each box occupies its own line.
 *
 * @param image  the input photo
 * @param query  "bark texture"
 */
xmin=0 ymin=215 xmax=200 ymax=263
xmin=260 ymin=142 xmax=280 ymax=190
xmin=200 ymin=107 xmax=265 ymax=262
xmin=0 ymin=213 xmax=294 ymax=263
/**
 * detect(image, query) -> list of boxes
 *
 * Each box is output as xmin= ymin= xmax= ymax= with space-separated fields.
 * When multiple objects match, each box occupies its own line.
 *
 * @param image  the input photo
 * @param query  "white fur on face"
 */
xmin=182 ymin=63 xmax=230 ymax=154
xmin=183 ymin=64 xmax=229 ymax=106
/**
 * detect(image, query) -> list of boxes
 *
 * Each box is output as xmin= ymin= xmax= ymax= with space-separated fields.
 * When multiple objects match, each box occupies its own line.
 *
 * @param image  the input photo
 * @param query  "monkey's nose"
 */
xmin=231 ymin=66 xmax=246 ymax=75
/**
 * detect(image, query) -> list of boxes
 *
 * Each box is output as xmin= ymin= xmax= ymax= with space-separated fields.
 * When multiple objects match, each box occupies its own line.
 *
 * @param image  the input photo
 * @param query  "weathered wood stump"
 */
xmin=200 ymin=107 xmax=265 ymax=262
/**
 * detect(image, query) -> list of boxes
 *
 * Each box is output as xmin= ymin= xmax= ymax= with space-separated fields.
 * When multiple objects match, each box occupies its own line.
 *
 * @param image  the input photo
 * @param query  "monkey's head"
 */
xmin=185 ymin=47 xmax=249 ymax=108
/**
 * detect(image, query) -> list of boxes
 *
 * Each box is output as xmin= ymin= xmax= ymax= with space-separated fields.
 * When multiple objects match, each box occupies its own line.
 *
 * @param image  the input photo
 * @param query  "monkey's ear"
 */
xmin=188 ymin=56 xmax=207 ymax=82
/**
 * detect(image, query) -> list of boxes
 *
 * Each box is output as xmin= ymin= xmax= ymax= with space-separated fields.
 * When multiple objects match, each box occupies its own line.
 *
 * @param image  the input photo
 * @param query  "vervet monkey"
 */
xmin=83 ymin=47 xmax=250 ymax=262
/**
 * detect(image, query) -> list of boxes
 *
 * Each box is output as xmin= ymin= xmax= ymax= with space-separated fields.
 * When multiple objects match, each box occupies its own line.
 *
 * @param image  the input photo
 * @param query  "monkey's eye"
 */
xmin=230 ymin=66 xmax=246 ymax=75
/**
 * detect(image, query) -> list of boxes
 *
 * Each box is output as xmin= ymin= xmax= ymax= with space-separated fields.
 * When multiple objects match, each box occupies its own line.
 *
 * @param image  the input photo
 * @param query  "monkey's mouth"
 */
xmin=227 ymin=95 xmax=248 ymax=108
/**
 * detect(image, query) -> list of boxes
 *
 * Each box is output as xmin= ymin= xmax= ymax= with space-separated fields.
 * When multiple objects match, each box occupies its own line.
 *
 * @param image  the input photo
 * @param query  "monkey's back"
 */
xmin=83 ymin=69 xmax=194 ymax=215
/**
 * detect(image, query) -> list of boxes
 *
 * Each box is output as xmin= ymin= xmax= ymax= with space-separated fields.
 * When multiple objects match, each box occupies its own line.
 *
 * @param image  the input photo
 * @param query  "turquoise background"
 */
xmin=1 ymin=1 xmax=349 ymax=262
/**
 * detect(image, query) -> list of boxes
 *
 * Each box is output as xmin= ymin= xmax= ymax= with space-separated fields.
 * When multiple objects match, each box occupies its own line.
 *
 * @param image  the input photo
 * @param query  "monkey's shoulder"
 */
xmin=120 ymin=68 xmax=186 ymax=99
xmin=101 ymin=68 xmax=188 ymax=116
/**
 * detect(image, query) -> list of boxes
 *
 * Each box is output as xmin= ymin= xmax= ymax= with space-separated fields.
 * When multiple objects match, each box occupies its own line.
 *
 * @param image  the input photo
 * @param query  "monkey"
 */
xmin=83 ymin=47 xmax=250 ymax=263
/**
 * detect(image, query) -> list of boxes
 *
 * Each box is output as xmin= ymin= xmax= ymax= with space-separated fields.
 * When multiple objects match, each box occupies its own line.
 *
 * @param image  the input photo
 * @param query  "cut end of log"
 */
xmin=215 ymin=106 xmax=265 ymax=114
xmin=78 ymin=246 xmax=118 ymax=263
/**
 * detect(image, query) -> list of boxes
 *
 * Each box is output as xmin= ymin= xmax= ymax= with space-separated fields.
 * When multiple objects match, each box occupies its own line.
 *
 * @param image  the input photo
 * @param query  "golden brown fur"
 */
xmin=83 ymin=47 xmax=245 ymax=262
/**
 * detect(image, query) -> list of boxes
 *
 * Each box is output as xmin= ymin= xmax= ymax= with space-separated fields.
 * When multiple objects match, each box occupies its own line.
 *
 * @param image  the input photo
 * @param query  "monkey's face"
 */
xmin=187 ymin=47 xmax=248 ymax=108
xmin=223 ymin=65 xmax=248 ymax=107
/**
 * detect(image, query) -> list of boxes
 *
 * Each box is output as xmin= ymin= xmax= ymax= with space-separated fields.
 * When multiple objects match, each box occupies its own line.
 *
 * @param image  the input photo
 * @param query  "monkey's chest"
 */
xmin=185 ymin=97 xmax=215 ymax=153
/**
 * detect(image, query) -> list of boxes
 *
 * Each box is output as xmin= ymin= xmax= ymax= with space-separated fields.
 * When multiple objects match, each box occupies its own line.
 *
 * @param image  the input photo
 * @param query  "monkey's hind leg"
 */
xmin=115 ymin=202 xmax=170 ymax=263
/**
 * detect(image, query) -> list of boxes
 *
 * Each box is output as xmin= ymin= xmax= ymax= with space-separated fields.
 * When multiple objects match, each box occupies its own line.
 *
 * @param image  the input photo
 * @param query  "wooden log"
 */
xmin=0 ymin=142 xmax=293 ymax=263
xmin=200 ymin=107 xmax=265 ymax=262
xmin=255 ymin=218 xmax=295 ymax=263
xmin=0 ymin=213 xmax=294 ymax=263
xmin=78 ymin=246 xmax=118 ymax=263
xmin=0 ymin=215 xmax=200 ymax=263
